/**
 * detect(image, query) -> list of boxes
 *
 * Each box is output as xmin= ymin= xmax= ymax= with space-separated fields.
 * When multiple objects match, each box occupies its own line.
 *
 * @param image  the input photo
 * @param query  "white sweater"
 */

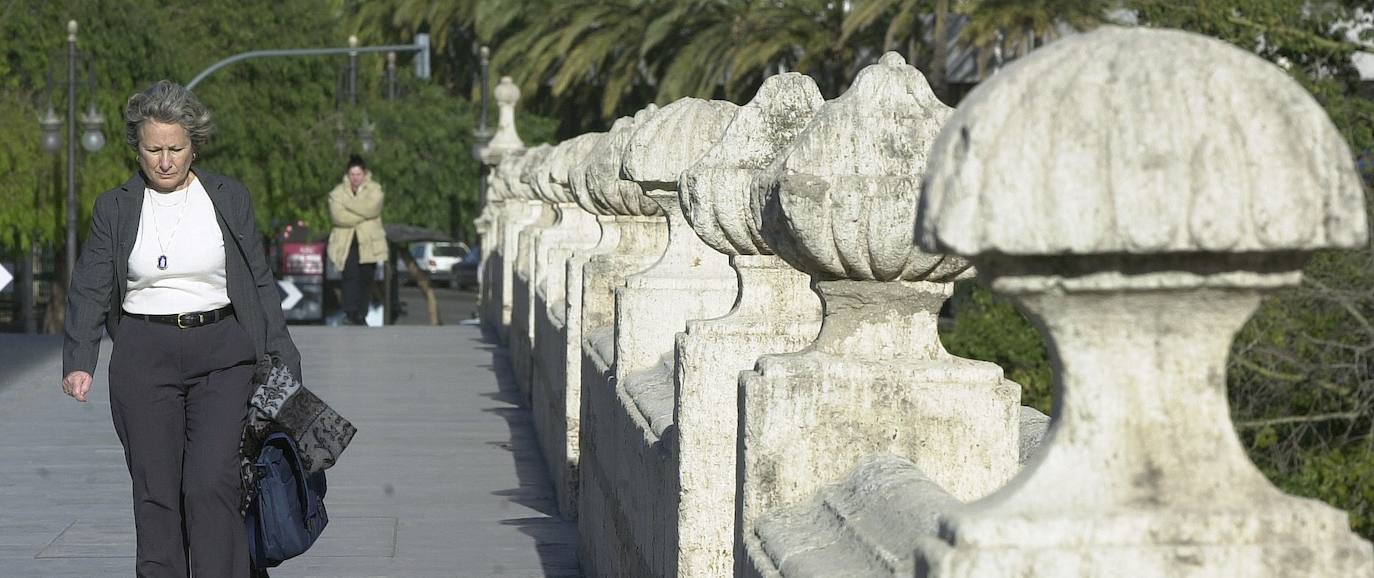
xmin=123 ymin=178 xmax=232 ymax=315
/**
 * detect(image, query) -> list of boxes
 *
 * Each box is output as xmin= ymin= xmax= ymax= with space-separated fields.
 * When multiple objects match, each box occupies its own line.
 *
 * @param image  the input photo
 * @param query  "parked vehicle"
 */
xmin=404 ymin=241 xmax=467 ymax=287
xmin=449 ymin=245 xmax=480 ymax=290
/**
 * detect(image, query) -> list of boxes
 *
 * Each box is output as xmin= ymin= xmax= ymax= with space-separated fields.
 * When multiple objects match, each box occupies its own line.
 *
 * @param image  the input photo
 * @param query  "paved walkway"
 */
xmin=0 ymin=324 xmax=580 ymax=577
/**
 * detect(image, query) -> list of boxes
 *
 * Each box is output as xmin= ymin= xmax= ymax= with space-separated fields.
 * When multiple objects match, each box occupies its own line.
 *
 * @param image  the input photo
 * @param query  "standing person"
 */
xmin=61 ymin=80 xmax=302 ymax=578
xmin=328 ymin=154 xmax=386 ymax=326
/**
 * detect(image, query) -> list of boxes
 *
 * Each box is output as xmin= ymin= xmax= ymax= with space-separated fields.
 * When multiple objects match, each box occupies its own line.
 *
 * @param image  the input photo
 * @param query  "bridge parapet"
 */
xmin=474 ymin=26 xmax=1374 ymax=578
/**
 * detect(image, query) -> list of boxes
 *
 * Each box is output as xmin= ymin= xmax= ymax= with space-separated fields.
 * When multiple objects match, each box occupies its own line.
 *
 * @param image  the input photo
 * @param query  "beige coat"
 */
xmin=328 ymin=174 xmax=387 ymax=270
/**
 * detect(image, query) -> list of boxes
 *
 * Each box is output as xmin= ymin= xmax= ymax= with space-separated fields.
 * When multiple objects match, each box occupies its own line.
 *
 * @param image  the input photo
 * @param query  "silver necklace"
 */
xmin=147 ymin=186 xmax=191 ymax=270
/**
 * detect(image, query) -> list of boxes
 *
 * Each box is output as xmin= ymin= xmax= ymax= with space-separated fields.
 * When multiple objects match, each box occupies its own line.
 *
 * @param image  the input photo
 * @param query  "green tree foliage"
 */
xmin=350 ymin=0 xmax=889 ymax=133
xmin=0 ymin=0 xmax=557 ymax=253
xmin=939 ymin=282 xmax=1053 ymax=413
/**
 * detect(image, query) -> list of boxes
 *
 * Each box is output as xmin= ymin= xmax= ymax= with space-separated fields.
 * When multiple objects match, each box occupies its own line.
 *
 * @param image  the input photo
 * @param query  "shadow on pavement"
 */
xmin=0 ymin=334 xmax=64 ymax=392
xmin=480 ymin=334 xmax=582 ymax=577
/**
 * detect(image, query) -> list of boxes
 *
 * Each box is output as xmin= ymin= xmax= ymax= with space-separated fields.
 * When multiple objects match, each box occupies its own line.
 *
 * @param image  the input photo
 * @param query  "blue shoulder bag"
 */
xmin=246 ymin=431 xmax=329 ymax=569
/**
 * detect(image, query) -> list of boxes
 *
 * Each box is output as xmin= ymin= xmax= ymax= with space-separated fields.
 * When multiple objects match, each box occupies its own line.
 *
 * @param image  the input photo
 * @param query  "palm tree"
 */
xmin=960 ymin=0 xmax=1111 ymax=77
xmin=841 ymin=0 xmax=928 ymax=64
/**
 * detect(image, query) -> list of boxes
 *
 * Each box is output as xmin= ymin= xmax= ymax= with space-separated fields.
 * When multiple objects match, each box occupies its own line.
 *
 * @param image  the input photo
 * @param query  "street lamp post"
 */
xmin=39 ymin=20 xmax=105 ymax=291
xmin=386 ymin=51 xmax=397 ymax=100
xmin=347 ymin=35 xmax=359 ymax=106
xmin=471 ymin=46 xmax=493 ymax=196
xmin=467 ymin=46 xmax=494 ymax=244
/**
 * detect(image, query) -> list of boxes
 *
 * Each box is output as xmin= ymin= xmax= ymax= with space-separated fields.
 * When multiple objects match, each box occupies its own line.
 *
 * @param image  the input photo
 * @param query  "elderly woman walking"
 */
xmin=62 ymin=80 xmax=301 ymax=578
xmin=328 ymin=154 xmax=386 ymax=326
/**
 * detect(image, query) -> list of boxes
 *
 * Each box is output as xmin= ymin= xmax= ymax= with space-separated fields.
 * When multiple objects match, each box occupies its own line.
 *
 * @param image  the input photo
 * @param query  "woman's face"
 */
xmin=137 ymin=121 xmax=194 ymax=192
xmin=347 ymin=166 xmax=366 ymax=190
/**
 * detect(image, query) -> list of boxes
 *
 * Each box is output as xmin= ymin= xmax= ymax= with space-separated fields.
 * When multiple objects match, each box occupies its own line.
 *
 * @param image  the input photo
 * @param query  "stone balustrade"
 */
xmin=510 ymin=144 xmax=557 ymax=400
xmin=529 ymin=131 xmax=606 ymax=518
xmin=740 ymin=53 xmax=1022 ymax=577
xmin=478 ymin=76 xmax=526 ymax=336
xmin=472 ymin=26 xmax=1374 ymax=578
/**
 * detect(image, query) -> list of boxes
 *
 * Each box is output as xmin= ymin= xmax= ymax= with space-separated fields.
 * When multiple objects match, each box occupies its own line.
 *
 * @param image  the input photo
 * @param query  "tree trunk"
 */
xmin=932 ymin=0 xmax=950 ymax=102
xmin=397 ymin=246 xmax=443 ymax=326
xmin=43 ymin=252 xmax=65 ymax=335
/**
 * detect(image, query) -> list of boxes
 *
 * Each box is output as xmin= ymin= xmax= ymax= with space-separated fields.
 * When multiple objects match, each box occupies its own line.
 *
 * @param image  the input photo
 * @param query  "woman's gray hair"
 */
xmin=123 ymin=80 xmax=214 ymax=151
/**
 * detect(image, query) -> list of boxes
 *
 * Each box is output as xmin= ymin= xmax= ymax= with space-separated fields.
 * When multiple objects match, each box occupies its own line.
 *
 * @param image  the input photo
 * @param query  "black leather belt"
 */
xmin=124 ymin=305 xmax=235 ymax=329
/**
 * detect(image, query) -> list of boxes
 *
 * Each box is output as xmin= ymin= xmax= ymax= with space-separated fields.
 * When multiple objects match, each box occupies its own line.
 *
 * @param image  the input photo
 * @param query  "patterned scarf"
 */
xmin=239 ymin=355 xmax=358 ymax=515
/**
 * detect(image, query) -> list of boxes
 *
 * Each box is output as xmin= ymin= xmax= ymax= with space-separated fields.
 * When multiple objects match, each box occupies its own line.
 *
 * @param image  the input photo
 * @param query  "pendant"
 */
xmin=157 ymin=255 xmax=168 ymax=270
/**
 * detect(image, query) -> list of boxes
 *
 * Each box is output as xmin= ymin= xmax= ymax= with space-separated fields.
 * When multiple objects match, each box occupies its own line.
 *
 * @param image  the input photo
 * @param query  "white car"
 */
xmin=407 ymin=241 xmax=468 ymax=287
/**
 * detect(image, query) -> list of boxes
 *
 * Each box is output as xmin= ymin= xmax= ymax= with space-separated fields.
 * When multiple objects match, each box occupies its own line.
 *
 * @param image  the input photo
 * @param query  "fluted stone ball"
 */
xmin=681 ymin=73 xmax=825 ymax=257
xmin=517 ymin=144 xmax=554 ymax=202
xmin=496 ymin=151 xmax=532 ymax=201
xmin=622 ymin=97 xmax=739 ymax=191
xmin=488 ymin=154 xmax=517 ymax=202
xmin=532 ymin=142 xmax=571 ymax=203
xmin=762 ymin=52 xmax=969 ymax=282
xmin=585 ymin=107 xmax=664 ymax=217
xmin=551 ymin=132 xmax=605 ymax=202
xmin=918 ymin=26 xmax=1369 ymax=258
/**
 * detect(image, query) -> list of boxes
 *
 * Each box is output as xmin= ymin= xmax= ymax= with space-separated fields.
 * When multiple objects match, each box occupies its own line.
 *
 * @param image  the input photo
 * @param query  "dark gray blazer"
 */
xmin=63 ymin=169 xmax=303 ymax=382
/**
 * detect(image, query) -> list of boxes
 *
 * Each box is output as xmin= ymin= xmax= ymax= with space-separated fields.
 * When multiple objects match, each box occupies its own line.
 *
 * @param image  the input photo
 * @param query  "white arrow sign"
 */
xmin=278 ymin=279 xmax=302 ymax=310
xmin=0 ymin=263 xmax=12 ymax=293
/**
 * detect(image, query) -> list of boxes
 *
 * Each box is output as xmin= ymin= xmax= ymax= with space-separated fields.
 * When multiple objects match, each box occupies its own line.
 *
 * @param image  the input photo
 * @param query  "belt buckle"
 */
xmin=176 ymin=313 xmax=200 ymax=329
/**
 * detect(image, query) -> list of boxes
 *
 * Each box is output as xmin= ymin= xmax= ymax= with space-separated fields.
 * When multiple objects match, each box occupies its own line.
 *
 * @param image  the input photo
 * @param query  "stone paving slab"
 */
xmin=0 ymin=326 xmax=579 ymax=577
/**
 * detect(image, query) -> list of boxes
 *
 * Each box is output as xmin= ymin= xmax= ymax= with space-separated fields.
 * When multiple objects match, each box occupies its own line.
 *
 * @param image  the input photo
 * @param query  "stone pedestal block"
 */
xmin=497 ymin=199 xmax=542 ymax=344
xmin=669 ymin=72 xmax=830 ymax=578
xmin=914 ymin=282 xmax=1373 ymax=578
xmin=673 ymin=255 xmax=820 ymax=577
xmin=612 ymin=192 xmax=737 ymax=382
xmin=738 ymin=53 xmax=1022 ymax=577
xmin=739 ymin=281 xmax=1019 ymax=544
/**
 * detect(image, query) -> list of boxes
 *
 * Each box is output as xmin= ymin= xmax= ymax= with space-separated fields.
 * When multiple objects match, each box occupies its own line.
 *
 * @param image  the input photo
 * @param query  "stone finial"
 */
xmin=911 ymin=27 xmax=1373 ymax=577
xmin=547 ymin=133 xmax=605 ymax=204
xmin=488 ymin=76 xmax=525 ymax=154
xmin=622 ymin=97 xmax=739 ymax=191
xmin=583 ymin=105 xmax=664 ymax=217
xmin=680 ymin=73 xmax=826 ymax=257
xmin=516 ymin=144 xmax=555 ymax=201
xmin=531 ymin=142 xmax=571 ymax=204
xmin=760 ymin=52 xmax=968 ymax=282
xmin=494 ymin=151 xmax=531 ymax=201
xmin=919 ymin=26 xmax=1367 ymax=258
xmin=488 ymin=154 xmax=517 ymax=202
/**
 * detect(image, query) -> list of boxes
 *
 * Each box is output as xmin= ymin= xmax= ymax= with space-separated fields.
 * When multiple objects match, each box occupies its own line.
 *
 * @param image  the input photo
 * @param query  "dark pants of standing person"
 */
xmin=108 ymin=314 xmax=258 ymax=578
xmin=342 ymin=236 xmax=376 ymax=324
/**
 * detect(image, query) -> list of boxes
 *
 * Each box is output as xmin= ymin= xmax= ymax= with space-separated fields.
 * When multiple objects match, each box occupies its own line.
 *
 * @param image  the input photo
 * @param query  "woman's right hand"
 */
xmin=62 ymin=371 xmax=93 ymax=402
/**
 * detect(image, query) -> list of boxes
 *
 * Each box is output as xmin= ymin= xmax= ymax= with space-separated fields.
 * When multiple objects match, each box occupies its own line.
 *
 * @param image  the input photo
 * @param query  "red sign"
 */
xmin=281 ymin=242 xmax=325 ymax=275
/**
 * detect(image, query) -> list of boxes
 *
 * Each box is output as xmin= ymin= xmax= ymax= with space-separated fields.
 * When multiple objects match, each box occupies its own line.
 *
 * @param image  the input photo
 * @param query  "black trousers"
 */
xmin=108 ymin=314 xmax=257 ymax=578
xmin=341 ymin=237 xmax=376 ymax=318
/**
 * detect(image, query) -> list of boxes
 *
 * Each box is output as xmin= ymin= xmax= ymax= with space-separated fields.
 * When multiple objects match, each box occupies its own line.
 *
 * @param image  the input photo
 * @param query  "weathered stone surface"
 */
xmin=919 ymin=26 xmax=1367 ymax=257
xmin=579 ymin=96 xmax=741 ymax=578
xmin=530 ymin=132 xmax=607 ymax=520
xmin=614 ymin=97 xmax=739 ymax=379
xmin=759 ymin=52 xmax=965 ymax=283
xmin=574 ymin=105 xmax=672 ymax=578
xmin=914 ymin=26 xmax=1374 ymax=578
xmin=491 ymin=150 xmax=544 ymax=342
xmin=681 ymin=73 xmax=825 ymax=256
xmin=484 ymin=75 xmax=525 ymax=160
xmin=752 ymin=455 xmax=961 ymax=578
xmin=741 ymin=53 xmax=1021 ymax=578
xmin=585 ymin=106 xmax=664 ymax=218
xmin=670 ymin=74 xmax=827 ymax=577
xmin=512 ymin=144 xmax=557 ymax=399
